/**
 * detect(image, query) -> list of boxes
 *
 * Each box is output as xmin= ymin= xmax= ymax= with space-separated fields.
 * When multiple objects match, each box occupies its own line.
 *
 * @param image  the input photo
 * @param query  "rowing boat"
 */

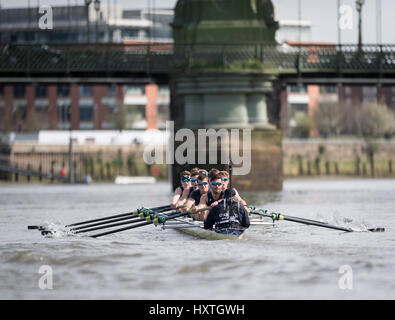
xmin=161 ymin=215 xmax=275 ymax=240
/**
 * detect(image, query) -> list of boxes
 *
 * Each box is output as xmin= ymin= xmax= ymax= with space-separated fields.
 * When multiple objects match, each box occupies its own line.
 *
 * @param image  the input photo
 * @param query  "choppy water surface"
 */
xmin=1 ymin=179 xmax=394 ymax=299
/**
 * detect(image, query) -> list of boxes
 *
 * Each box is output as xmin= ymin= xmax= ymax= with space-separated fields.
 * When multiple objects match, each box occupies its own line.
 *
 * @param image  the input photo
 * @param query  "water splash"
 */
xmin=40 ymin=222 xmax=81 ymax=238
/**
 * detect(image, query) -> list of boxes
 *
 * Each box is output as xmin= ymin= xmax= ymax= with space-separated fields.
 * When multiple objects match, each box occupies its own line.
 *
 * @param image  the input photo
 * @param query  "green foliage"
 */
xmin=228 ymin=59 xmax=265 ymax=71
xmin=312 ymin=102 xmax=395 ymax=138
xmin=355 ymin=103 xmax=395 ymax=138
xmin=291 ymin=112 xmax=311 ymax=138
xmin=313 ymin=103 xmax=342 ymax=137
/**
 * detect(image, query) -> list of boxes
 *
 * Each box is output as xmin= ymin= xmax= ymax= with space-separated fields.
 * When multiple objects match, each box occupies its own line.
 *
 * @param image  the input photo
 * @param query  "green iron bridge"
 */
xmin=1 ymin=42 xmax=395 ymax=85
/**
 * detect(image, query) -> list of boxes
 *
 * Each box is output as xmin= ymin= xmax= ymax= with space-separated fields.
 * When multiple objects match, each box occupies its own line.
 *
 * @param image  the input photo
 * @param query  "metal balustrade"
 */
xmin=0 ymin=43 xmax=394 ymax=76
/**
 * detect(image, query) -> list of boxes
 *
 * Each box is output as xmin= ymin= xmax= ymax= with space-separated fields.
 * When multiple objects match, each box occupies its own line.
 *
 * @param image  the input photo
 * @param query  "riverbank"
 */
xmin=283 ymin=138 xmax=395 ymax=178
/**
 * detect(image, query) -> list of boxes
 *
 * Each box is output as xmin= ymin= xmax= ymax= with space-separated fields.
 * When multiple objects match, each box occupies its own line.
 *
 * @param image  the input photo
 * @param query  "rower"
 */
xmin=198 ymin=169 xmax=209 ymax=178
xmin=208 ymin=168 xmax=220 ymax=180
xmin=190 ymin=173 xmax=225 ymax=221
xmin=203 ymin=189 xmax=250 ymax=236
xmin=184 ymin=174 xmax=210 ymax=209
xmin=218 ymin=170 xmax=248 ymax=209
xmin=190 ymin=168 xmax=200 ymax=191
xmin=171 ymin=171 xmax=194 ymax=209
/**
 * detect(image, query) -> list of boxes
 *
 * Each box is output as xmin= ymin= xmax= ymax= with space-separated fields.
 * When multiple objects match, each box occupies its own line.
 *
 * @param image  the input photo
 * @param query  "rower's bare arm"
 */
xmin=193 ymin=194 xmax=208 ymax=213
xmin=171 ymin=188 xmax=182 ymax=209
xmin=192 ymin=206 xmax=208 ymax=221
xmin=190 ymin=194 xmax=208 ymax=219
xmin=184 ymin=197 xmax=195 ymax=210
xmin=236 ymin=195 xmax=247 ymax=207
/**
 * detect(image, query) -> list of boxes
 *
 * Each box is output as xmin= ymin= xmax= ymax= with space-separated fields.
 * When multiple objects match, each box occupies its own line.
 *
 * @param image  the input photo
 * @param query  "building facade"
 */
xmin=0 ymin=5 xmax=172 ymax=133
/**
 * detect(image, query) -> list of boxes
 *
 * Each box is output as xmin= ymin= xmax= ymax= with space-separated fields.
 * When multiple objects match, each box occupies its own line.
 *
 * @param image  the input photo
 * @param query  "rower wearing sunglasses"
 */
xmin=190 ymin=168 xmax=200 ymax=191
xmin=171 ymin=171 xmax=194 ymax=209
xmin=190 ymin=173 xmax=226 ymax=221
xmin=184 ymin=173 xmax=210 ymax=209
xmin=218 ymin=171 xmax=248 ymax=209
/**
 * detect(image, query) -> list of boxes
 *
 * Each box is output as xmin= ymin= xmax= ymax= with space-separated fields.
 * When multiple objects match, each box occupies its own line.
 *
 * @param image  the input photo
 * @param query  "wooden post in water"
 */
xmin=325 ymin=160 xmax=330 ymax=175
xmin=355 ymin=155 xmax=361 ymax=176
xmin=27 ymin=164 xmax=31 ymax=182
xmin=69 ymin=130 xmax=74 ymax=184
xmin=307 ymin=161 xmax=312 ymax=176
xmin=106 ymin=162 xmax=111 ymax=180
xmin=297 ymin=155 xmax=304 ymax=176
xmin=315 ymin=157 xmax=320 ymax=176
xmin=15 ymin=164 xmax=19 ymax=182
xmin=50 ymin=160 xmax=55 ymax=183
xmin=39 ymin=162 xmax=43 ymax=183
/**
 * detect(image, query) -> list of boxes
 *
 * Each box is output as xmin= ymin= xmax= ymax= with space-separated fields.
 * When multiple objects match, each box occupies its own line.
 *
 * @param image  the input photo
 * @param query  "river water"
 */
xmin=0 ymin=179 xmax=394 ymax=300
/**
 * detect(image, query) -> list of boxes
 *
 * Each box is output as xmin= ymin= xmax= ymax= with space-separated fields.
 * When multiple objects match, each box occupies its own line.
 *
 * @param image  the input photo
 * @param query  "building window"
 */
xmin=108 ymin=84 xmax=116 ymax=97
xmin=79 ymin=85 xmax=93 ymax=97
xmin=13 ymin=85 xmax=25 ymax=98
xmin=80 ymin=106 xmax=93 ymax=121
xmin=35 ymin=85 xmax=47 ymax=98
xmin=58 ymin=85 xmax=70 ymax=97
xmin=290 ymin=103 xmax=308 ymax=113
xmin=289 ymin=84 xmax=307 ymax=93
xmin=321 ymin=85 xmax=337 ymax=94
xmin=363 ymin=86 xmax=377 ymax=104
xmin=125 ymin=85 xmax=145 ymax=95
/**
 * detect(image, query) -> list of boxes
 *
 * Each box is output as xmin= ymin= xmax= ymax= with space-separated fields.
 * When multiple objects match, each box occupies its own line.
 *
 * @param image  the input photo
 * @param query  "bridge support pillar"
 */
xmin=93 ymin=85 xmax=106 ymax=129
xmin=146 ymin=84 xmax=158 ymax=130
xmin=377 ymin=85 xmax=392 ymax=107
xmin=48 ymin=85 xmax=58 ymax=130
xmin=170 ymin=73 xmax=282 ymax=191
xmin=280 ymin=85 xmax=288 ymax=137
xmin=3 ymin=86 xmax=13 ymax=133
xmin=26 ymin=85 xmax=35 ymax=132
xmin=70 ymin=84 xmax=80 ymax=130
xmin=115 ymin=85 xmax=125 ymax=130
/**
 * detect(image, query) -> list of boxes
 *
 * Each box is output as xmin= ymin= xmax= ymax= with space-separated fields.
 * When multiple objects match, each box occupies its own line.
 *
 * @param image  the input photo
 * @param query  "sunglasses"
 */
xmin=222 ymin=178 xmax=228 ymax=182
xmin=182 ymin=178 xmax=190 ymax=182
xmin=211 ymin=182 xmax=223 ymax=186
xmin=191 ymin=178 xmax=198 ymax=182
xmin=198 ymin=182 xmax=208 ymax=186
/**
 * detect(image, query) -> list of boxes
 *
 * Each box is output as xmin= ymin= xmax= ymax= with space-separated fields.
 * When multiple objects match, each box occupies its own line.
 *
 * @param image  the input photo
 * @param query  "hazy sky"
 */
xmin=1 ymin=0 xmax=394 ymax=44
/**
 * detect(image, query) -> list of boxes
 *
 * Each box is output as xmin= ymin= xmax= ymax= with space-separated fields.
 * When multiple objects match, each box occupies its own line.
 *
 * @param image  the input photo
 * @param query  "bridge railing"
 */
xmin=0 ymin=42 xmax=394 ymax=75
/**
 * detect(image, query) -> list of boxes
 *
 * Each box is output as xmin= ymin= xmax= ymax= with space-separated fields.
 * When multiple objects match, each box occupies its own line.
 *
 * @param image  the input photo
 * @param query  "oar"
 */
xmin=65 ymin=205 xmax=171 ymax=227
xmin=72 ymin=208 xmax=174 ymax=234
xmin=249 ymin=208 xmax=385 ymax=233
xmin=90 ymin=207 xmax=209 ymax=238
xmin=28 ymin=205 xmax=171 ymax=230
xmin=40 ymin=207 xmax=176 ymax=236
xmin=69 ymin=207 xmax=172 ymax=231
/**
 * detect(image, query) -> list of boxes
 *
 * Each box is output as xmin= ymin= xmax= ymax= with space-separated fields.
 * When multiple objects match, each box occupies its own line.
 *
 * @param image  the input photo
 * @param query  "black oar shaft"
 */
xmin=90 ymin=212 xmax=187 ymax=238
xmin=65 ymin=205 xmax=171 ymax=227
xmin=282 ymin=215 xmax=352 ymax=232
xmin=74 ymin=217 xmax=147 ymax=234
xmin=70 ymin=214 xmax=144 ymax=231
xmin=250 ymin=209 xmax=353 ymax=232
xmin=90 ymin=221 xmax=154 ymax=238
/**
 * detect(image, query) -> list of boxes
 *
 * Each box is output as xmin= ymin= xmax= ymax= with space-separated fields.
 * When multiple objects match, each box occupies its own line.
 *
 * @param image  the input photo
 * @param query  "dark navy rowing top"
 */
xmin=207 ymin=190 xmax=224 ymax=206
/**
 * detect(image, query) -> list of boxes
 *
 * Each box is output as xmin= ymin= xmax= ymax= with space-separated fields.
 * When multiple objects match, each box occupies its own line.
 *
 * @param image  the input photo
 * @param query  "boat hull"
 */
xmin=162 ymin=216 xmax=275 ymax=240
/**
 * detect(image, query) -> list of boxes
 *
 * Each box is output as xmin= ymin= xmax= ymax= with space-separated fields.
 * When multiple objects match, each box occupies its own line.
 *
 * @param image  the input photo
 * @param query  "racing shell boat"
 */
xmin=161 ymin=215 xmax=275 ymax=240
